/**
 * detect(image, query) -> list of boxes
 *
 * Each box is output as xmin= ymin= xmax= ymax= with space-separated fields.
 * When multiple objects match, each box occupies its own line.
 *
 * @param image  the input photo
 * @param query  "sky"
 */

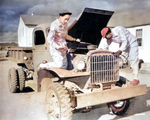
xmin=0 ymin=0 xmax=150 ymax=43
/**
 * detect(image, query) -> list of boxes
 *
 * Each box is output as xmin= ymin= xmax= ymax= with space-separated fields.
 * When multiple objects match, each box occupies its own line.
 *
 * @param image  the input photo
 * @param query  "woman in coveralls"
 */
xmin=99 ymin=26 xmax=139 ymax=86
xmin=38 ymin=10 xmax=80 ymax=70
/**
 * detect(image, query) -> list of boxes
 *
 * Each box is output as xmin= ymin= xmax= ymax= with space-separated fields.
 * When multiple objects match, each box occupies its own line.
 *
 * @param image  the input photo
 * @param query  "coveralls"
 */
xmin=98 ymin=26 xmax=139 ymax=79
xmin=44 ymin=19 xmax=68 ymax=69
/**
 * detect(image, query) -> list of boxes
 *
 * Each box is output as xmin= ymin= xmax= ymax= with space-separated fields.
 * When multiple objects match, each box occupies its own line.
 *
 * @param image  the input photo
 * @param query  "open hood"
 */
xmin=67 ymin=8 xmax=114 ymax=48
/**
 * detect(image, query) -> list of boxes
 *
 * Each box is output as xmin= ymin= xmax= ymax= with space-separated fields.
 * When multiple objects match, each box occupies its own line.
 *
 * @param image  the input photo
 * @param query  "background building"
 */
xmin=127 ymin=25 xmax=150 ymax=63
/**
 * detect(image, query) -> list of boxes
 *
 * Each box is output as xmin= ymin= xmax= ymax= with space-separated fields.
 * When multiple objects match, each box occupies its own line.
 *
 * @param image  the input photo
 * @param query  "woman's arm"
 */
xmin=118 ymin=30 xmax=128 ymax=51
xmin=47 ymin=24 xmax=55 ymax=43
xmin=65 ymin=34 xmax=80 ymax=42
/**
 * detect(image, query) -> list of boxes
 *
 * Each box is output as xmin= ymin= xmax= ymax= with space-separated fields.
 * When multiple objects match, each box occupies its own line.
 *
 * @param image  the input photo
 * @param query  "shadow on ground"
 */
xmin=15 ymin=87 xmax=35 ymax=93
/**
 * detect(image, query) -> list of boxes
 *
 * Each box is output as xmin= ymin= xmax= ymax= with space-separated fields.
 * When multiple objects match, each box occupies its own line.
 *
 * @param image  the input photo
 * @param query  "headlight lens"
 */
xmin=77 ymin=60 xmax=85 ymax=70
xmin=24 ymin=56 xmax=28 ymax=60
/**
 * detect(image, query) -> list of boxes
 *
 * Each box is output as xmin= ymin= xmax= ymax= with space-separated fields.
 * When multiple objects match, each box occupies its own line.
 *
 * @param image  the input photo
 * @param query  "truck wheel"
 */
xmin=107 ymin=99 xmax=130 ymax=116
xmin=46 ymin=83 xmax=72 ymax=120
xmin=17 ymin=67 xmax=25 ymax=92
xmin=107 ymin=76 xmax=130 ymax=115
xmin=8 ymin=68 xmax=18 ymax=93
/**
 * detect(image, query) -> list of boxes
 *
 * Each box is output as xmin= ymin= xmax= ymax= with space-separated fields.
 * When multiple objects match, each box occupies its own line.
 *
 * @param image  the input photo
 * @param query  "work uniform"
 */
xmin=98 ymin=26 xmax=139 ymax=79
xmin=46 ymin=19 xmax=68 ymax=69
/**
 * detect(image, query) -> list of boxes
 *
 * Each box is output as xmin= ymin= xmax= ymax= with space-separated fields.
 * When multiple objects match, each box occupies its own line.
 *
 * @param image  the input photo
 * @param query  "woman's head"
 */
xmin=101 ymin=27 xmax=113 ymax=39
xmin=59 ymin=10 xmax=72 ymax=25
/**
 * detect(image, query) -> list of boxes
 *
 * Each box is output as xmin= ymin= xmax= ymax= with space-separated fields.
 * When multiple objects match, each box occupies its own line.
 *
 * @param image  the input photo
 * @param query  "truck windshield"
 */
xmin=34 ymin=30 xmax=45 ymax=45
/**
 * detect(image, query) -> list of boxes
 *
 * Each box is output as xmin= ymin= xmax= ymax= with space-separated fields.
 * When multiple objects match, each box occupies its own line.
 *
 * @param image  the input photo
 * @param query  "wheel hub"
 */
xmin=47 ymin=92 xmax=60 ymax=120
xmin=114 ymin=101 xmax=124 ymax=107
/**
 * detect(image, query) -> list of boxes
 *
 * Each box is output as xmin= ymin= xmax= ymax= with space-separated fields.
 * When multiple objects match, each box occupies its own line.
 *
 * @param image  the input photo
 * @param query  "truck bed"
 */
xmin=7 ymin=47 xmax=33 ymax=70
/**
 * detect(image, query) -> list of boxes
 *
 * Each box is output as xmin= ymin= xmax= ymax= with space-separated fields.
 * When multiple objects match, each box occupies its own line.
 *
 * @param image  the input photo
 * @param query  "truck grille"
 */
xmin=90 ymin=54 xmax=119 ymax=83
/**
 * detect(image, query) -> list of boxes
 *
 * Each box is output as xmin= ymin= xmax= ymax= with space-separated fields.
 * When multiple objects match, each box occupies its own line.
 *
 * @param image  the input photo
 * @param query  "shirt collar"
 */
xmin=57 ymin=19 xmax=67 ymax=27
xmin=57 ymin=19 xmax=62 ymax=25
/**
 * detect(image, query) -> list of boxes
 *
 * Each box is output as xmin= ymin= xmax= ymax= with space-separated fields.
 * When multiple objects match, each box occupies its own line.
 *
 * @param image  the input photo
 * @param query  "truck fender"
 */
xmin=38 ymin=69 xmax=54 ymax=92
xmin=47 ymin=68 xmax=90 ymax=78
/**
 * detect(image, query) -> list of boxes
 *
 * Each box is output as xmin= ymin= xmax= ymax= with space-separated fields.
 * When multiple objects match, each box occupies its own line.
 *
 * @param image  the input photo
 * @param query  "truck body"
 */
xmin=7 ymin=8 xmax=147 ymax=120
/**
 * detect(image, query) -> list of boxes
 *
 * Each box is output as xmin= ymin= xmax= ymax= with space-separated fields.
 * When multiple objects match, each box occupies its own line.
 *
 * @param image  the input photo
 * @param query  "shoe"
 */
xmin=36 ymin=63 xmax=42 ymax=73
xmin=36 ymin=60 xmax=48 ymax=73
xmin=42 ymin=60 xmax=48 ymax=64
xmin=130 ymin=79 xmax=139 ymax=86
xmin=138 ymin=59 xmax=144 ymax=70
xmin=81 ymin=107 xmax=92 ymax=113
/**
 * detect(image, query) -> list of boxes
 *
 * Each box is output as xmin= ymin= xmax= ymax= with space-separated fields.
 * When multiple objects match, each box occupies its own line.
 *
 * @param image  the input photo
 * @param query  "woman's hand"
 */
xmin=114 ymin=50 xmax=122 ymax=57
xmin=76 ymin=38 xmax=81 ymax=42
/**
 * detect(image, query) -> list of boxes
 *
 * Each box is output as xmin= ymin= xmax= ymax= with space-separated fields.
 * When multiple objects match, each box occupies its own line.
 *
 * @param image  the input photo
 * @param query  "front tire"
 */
xmin=107 ymin=76 xmax=130 ymax=115
xmin=8 ymin=68 xmax=18 ymax=93
xmin=46 ymin=83 xmax=72 ymax=120
xmin=107 ymin=99 xmax=130 ymax=115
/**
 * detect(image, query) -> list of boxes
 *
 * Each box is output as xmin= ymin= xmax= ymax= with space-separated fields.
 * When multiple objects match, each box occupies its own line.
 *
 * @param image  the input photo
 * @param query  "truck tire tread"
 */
xmin=8 ymin=68 xmax=18 ymax=93
xmin=17 ymin=67 xmax=25 ymax=92
xmin=46 ymin=83 xmax=72 ymax=120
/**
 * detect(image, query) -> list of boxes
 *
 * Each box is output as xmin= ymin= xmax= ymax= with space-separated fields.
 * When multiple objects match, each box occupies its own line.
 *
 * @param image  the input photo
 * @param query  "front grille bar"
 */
xmin=90 ymin=54 xmax=119 ymax=83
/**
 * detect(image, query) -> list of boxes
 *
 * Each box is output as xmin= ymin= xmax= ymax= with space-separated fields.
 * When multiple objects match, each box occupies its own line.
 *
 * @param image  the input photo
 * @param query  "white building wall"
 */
xmin=18 ymin=18 xmax=26 ymax=47
xmin=18 ymin=18 xmax=34 ymax=47
xmin=127 ymin=25 xmax=150 ymax=63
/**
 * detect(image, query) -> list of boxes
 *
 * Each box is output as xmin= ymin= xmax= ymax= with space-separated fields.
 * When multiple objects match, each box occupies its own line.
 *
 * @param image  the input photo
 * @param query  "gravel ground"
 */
xmin=0 ymin=50 xmax=150 ymax=120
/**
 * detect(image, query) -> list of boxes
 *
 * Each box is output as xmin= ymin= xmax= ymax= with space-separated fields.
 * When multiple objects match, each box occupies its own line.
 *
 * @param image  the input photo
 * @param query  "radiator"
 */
xmin=90 ymin=54 xmax=119 ymax=83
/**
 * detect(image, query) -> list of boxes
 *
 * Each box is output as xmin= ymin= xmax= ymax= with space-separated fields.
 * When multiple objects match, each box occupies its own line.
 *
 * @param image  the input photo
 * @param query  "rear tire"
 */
xmin=17 ymin=67 xmax=25 ymax=92
xmin=46 ymin=83 xmax=72 ymax=120
xmin=8 ymin=68 xmax=18 ymax=93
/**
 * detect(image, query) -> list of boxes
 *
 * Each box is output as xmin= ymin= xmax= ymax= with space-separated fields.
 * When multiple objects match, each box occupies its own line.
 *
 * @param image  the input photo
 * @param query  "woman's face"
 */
xmin=59 ymin=15 xmax=71 ymax=24
xmin=105 ymin=32 xmax=113 ymax=40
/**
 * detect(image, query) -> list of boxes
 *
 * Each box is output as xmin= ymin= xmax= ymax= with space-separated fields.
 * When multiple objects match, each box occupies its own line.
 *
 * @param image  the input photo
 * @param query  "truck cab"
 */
xmin=32 ymin=23 xmax=52 ymax=71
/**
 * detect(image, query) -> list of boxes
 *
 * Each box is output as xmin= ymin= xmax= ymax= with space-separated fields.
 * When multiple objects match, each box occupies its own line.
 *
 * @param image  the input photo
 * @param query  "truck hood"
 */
xmin=68 ymin=8 xmax=114 ymax=47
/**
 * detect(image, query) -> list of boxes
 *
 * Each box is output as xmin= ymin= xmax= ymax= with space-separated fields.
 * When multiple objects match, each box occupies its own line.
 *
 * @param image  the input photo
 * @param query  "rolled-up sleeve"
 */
xmin=98 ymin=38 xmax=110 ymax=50
xmin=47 ymin=24 xmax=55 ymax=43
xmin=118 ymin=30 xmax=128 ymax=51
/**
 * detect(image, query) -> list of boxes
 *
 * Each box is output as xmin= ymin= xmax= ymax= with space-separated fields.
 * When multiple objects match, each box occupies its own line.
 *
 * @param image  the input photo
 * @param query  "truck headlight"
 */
xmin=72 ymin=55 xmax=86 ymax=72
xmin=24 ymin=56 xmax=28 ymax=60
xmin=77 ymin=60 xmax=85 ymax=70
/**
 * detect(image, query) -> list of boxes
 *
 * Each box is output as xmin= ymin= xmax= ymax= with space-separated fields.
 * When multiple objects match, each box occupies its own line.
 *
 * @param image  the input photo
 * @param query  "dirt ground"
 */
xmin=0 ymin=50 xmax=150 ymax=120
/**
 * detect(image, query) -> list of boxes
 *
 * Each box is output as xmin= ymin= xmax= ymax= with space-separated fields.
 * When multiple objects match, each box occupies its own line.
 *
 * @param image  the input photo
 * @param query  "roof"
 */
xmin=20 ymin=15 xmax=76 ymax=27
xmin=107 ymin=11 xmax=150 ymax=28
xmin=20 ymin=15 xmax=58 ymax=26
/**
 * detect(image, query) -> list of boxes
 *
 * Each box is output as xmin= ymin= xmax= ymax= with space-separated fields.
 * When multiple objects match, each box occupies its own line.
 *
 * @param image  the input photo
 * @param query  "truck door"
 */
xmin=32 ymin=27 xmax=53 ymax=70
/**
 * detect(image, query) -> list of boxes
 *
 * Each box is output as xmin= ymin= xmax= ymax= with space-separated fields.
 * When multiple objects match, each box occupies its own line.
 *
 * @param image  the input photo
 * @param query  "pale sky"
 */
xmin=0 ymin=0 xmax=150 ymax=43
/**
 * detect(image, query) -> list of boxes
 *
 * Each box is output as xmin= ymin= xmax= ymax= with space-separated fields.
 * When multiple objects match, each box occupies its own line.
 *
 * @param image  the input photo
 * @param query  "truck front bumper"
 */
xmin=75 ymin=84 xmax=147 ymax=109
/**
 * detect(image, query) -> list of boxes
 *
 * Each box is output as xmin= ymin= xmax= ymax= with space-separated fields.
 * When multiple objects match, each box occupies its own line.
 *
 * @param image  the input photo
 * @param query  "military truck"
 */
xmin=7 ymin=8 xmax=147 ymax=120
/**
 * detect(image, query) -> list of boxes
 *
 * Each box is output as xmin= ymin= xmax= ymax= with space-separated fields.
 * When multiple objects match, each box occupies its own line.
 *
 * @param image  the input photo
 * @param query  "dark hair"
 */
xmin=106 ymin=27 xmax=111 ymax=36
xmin=59 ymin=12 xmax=72 ymax=16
